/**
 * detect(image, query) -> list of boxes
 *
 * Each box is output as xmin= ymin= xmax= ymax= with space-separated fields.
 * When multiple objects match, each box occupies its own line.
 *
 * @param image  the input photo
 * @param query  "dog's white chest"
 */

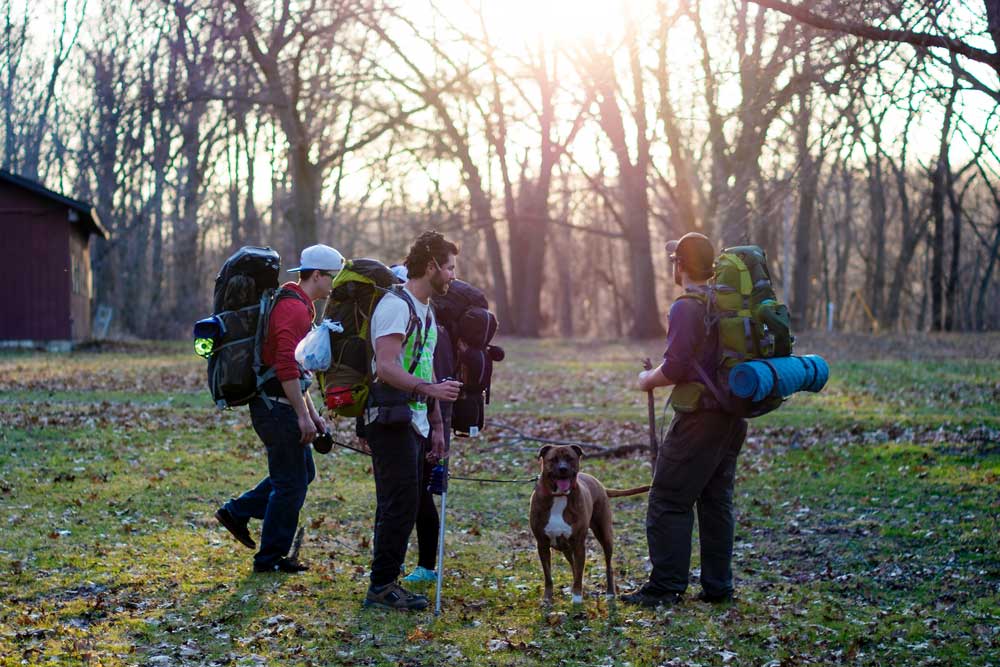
xmin=544 ymin=497 xmax=572 ymax=540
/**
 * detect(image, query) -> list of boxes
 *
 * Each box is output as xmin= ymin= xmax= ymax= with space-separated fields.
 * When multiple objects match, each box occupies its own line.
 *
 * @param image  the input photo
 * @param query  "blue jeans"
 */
xmin=224 ymin=397 xmax=315 ymax=568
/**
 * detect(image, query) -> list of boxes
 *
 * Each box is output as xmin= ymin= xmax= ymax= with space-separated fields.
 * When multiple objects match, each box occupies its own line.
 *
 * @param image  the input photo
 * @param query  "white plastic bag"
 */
xmin=294 ymin=319 xmax=343 ymax=371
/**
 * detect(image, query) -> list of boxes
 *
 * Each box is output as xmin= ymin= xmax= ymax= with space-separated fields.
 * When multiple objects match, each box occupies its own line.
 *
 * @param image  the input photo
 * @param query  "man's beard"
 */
xmin=431 ymin=272 xmax=450 ymax=296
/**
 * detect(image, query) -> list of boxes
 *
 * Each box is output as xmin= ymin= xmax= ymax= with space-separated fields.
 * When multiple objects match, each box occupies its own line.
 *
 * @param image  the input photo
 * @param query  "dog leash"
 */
xmin=325 ymin=436 xmax=537 ymax=484
xmin=449 ymin=474 xmax=538 ymax=484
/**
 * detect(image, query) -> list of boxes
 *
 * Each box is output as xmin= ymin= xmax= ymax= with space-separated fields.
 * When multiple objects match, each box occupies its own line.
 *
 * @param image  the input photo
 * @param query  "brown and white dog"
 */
xmin=529 ymin=444 xmax=649 ymax=604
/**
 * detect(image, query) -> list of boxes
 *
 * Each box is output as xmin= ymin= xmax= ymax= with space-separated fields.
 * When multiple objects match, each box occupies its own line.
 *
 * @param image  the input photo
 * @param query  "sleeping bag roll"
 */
xmin=728 ymin=354 xmax=830 ymax=402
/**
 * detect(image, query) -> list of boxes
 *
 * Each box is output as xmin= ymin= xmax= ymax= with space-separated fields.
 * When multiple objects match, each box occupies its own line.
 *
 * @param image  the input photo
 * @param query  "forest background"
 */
xmin=3 ymin=0 xmax=1000 ymax=339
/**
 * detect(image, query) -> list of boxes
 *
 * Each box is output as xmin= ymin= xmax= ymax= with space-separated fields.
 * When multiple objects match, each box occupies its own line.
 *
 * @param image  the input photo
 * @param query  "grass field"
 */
xmin=1 ymin=333 xmax=998 ymax=666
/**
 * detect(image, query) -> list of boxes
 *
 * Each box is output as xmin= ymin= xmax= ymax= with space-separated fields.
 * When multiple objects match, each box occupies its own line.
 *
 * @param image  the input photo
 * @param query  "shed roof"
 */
xmin=0 ymin=169 xmax=110 ymax=240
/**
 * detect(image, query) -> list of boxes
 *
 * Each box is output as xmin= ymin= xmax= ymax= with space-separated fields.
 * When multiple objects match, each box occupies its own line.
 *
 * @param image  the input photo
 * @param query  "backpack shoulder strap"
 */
xmin=676 ymin=292 xmax=707 ymax=304
xmin=255 ymin=287 xmax=313 ymax=404
xmin=386 ymin=285 xmax=432 ymax=374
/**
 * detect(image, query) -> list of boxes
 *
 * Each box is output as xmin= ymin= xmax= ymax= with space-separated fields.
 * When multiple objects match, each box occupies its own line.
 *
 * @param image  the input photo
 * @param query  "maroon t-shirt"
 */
xmin=262 ymin=282 xmax=314 ymax=383
xmin=661 ymin=289 xmax=719 ymax=383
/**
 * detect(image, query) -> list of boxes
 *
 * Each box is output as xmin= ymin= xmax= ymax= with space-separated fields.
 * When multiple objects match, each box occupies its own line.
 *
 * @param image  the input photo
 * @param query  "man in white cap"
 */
xmin=216 ymin=244 xmax=343 ymax=573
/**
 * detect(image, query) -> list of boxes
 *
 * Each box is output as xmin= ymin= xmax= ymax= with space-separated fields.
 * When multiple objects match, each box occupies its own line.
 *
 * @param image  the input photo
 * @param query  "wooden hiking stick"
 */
xmin=288 ymin=526 xmax=305 ymax=562
xmin=642 ymin=358 xmax=658 ymax=465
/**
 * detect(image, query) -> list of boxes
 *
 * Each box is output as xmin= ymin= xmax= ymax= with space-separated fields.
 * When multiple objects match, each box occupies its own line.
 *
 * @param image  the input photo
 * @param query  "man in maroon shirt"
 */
xmin=215 ymin=244 xmax=343 ymax=573
xmin=622 ymin=232 xmax=747 ymax=607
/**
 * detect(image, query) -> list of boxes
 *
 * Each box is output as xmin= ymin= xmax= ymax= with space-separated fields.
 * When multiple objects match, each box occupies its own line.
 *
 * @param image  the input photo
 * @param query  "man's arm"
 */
xmin=638 ymin=298 xmax=700 ymax=392
xmin=428 ymin=398 xmax=447 ymax=460
xmin=282 ymin=378 xmax=317 ymax=444
xmin=373 ymin=334 xmax=461 ymax=403
xmin=638 ymin=363 xmax=679 ymax=392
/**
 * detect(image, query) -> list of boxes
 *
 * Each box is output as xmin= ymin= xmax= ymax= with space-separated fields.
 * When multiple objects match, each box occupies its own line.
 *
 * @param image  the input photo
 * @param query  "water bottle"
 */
xmin=427 ymin=463 xmax=447 ymax=495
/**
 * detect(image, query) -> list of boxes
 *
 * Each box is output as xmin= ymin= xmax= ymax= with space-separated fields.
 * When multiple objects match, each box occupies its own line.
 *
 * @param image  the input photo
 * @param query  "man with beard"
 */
xmin=622 ymin=232 xmax=748 ymax=608
xmin=362 ymin=230 xmax=463 ymax=611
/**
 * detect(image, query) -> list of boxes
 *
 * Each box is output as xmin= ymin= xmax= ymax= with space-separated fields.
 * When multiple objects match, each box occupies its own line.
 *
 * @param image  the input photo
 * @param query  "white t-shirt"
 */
xmin=367 ymin=286 xmax=437 ymax=437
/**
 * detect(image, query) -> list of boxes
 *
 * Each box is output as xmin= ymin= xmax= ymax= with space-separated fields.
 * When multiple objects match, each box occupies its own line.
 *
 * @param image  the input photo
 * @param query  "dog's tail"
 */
xmin=606 ymin=485 xmax=650 ymax=498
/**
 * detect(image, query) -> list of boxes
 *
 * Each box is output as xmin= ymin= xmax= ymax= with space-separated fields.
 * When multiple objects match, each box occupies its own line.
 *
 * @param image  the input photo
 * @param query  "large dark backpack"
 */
xmin=432 ymin=279 xmax=503 ymax=436
xmin=678 ymin=245 xmax=793 ymax=418
xmin=195 ymin=246 xmax=308 ymax=409
xmin=318 ymin=258 xmax=424 ymax=417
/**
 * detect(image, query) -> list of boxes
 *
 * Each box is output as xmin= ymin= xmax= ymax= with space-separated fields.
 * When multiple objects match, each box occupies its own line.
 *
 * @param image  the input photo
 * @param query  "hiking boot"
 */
xmin=363 ymin=581 xmax=429 ymax=611
xmin=620 ymin=587 xmax=683 ymax=608
xmin=402 ymin=566 xmax=437 ymax=584
xmin=697 ymin=590 xmax=735 ymax=604
xmin=253 ymin=558 xmax=310 ymax=574
xmin=215 ymin=508 xmax=255 ymax=549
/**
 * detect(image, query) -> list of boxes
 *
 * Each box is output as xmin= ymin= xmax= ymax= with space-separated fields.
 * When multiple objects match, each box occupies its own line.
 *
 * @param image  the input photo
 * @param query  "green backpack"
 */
xmin=678 ymin=245 xmax=793 ymax=417
xmin=318 ymin=258 xmax=420 ymax=417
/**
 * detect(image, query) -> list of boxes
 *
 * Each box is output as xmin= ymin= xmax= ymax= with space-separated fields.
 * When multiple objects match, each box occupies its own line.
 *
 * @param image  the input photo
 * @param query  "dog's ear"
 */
xmin=571 ymin=444 xmax=584 ymax=459
xmin=537 ymin=445 xmax=553 ymax=459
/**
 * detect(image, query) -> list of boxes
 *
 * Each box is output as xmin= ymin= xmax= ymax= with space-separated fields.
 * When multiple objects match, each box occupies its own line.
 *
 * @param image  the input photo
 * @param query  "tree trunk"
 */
xmin=930 ymin=88 xmax=957 ymax=331
xmin=833 ymin=166 xmax=853 ymax=328
xmin=508 ymin=188 xmax=549 ymax=336
xmin=976 ymin=219 xmax=1000 ymax=330
xmin=792 ymin=86 xmax=818 ymax=329
xmin=944 ymin=160 xmax=963 ymax=331
xmin=866 ymin=154 xmax=887 ymax=322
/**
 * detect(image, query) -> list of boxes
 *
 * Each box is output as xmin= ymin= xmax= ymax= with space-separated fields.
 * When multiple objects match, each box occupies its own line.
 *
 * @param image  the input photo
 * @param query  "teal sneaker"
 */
xmin=402 ymin=566 xmax=437 ymax=583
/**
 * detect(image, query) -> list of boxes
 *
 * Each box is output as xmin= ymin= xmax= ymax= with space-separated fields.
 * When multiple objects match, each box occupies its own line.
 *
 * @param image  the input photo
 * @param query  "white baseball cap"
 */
xmin=390 ymin=264 xmax=408 ymax=281
xmin=287 ymin=244 xmax=344 ymax=273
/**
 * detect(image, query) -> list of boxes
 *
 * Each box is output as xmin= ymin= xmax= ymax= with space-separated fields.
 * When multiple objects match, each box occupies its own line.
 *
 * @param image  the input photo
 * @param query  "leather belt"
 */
xmin=263 ymin=395 xmax=292 ymax=406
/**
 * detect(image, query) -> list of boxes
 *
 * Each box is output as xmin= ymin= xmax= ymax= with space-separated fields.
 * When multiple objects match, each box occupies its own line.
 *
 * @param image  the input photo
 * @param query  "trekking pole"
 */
xmin=642 ymin=358 xmax=658 ymax=465
xmin=288 ymin=526 xmax=305 ymax=561
xmin=431 ymin=457 xmax=449 ymax=616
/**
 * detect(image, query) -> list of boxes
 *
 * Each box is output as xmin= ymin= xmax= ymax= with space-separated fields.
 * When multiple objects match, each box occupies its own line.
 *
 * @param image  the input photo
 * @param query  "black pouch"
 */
xmin=376 ymin=404 xmax=412 ymax=425
xmin=369 ymin=382 xmax=413 ymax=425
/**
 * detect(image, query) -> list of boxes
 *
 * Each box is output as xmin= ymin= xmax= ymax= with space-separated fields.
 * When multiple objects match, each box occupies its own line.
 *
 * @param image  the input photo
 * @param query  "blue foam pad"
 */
xmin=728 ymin=355 xmax=830 ymax=402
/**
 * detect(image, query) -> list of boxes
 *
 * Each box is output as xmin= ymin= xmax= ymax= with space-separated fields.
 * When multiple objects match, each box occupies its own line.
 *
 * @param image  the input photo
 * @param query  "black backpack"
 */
xmin=194 ymin=246 xmax=307 ymax=408
xmin=432 ymin=279 xmax=504 ymax=436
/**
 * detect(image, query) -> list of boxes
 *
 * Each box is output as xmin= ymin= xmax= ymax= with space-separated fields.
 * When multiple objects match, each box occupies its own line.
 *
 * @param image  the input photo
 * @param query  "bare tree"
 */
xmin=227 ymin=0 xmax=413 ymax=251
xmin=747 ymin=0 xmax=1000 ymax=101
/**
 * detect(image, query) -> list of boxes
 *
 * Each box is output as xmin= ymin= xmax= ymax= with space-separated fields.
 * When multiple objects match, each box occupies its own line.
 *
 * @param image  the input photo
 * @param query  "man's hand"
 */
xmin=357 ymin=437 xmax=371 ymax=455
xmin=297 ymin=412 xmax=317 ymax=445
xmin=637 ymin=369 xmax=654 ymax=392
xmin=429 ymin=429 xmax=447 ymax=462
xmin=638 ymin=361 xmax=674 ymax=392
xmin=311 ymin=414 xmax=327 ymax=437
xmin=423 ymin=379 xmax=462 ymax=403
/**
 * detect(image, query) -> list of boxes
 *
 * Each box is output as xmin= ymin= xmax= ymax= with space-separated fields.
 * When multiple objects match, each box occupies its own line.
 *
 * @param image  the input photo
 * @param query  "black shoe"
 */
xmin=253 ymin=557 xmax=310 ymax=574
xmin=697 ymin=590 xmax=734 ymax=604
xmin=620 ymin=587 xmax=683 ymax=608
xmin=215 ymin=508 xmax=255 ymax=549
xmin=363 ymin=581 xmax=429 ymax=610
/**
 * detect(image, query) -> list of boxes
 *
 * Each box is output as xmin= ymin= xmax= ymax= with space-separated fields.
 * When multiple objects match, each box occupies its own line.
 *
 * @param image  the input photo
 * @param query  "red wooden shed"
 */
xmin=0 ymin=169 xmax=110 ymax=347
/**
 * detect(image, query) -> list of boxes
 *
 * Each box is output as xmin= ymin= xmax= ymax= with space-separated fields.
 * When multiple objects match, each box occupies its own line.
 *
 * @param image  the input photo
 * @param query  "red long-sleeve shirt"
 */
xmin=262 ymin=282 xmax=314 ymax=383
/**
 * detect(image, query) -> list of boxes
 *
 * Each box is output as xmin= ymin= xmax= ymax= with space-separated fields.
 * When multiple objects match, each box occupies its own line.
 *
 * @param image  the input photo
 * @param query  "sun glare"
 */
xmin=481 ymin=0 xmax=633 ymax=48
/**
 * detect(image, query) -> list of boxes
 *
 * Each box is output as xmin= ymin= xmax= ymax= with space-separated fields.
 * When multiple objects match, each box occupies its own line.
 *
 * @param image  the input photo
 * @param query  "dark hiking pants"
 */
xmin=225 ymin=397 xmax=316 ymax=569
xmin=368 ymin=420 xmax=425 ymax=587
xmin=645 ymin=410 xmax=748 ymax=598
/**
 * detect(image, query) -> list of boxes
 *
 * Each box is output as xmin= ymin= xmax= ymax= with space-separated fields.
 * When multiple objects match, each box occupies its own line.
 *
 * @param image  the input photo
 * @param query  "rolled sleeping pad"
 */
xmin=728 ymin=354 xmax=830 ymax=402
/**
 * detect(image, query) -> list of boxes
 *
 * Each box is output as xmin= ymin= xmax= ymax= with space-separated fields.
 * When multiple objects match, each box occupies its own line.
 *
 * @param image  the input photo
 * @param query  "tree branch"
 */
xmin=746 ymin=0 xmax=1000 ymax=73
